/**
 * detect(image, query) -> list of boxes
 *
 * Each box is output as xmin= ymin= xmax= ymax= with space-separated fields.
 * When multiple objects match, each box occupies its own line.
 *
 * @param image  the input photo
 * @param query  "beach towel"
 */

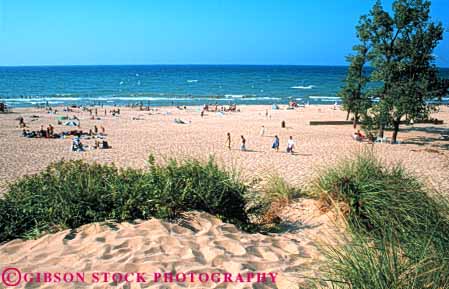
xmin=174 ymin=118 xmax=187 ymax=124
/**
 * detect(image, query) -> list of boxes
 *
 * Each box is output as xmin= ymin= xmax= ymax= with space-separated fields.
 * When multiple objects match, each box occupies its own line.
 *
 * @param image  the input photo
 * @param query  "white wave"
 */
xmin=29 ymin=101 xmax=63 ymax=105
xmin=187 ymin=80 xmax=198 ymax=83
xmin=54 ymin=93 xmax=75 ymax=97
xmin=309 ymin=96 xmax=341 ymax=101
xmin=225 ymin=94 xmax=245 ymax=98
xmin=291 ymin=85 xmax=315 ymax=89
xmin=4 ymin=95 xmax=282 ymax=105
xmin=5 ymin=97 xmax=81 ymax=102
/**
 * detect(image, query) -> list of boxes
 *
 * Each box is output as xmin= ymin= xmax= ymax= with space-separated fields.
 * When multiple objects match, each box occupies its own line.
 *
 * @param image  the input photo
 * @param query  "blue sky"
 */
xmin=0 ymin=0 xmax=448 ymax=67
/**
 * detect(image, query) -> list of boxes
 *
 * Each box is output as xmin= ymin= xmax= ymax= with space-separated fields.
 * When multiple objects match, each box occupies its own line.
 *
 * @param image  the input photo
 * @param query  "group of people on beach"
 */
xmin=22 ymin=124 xmax=55 ymax=138
xmin=203 ymin=104 xmax=238 ymax=113
xmin=17 ymin=112 xmax=111 ymax=152
xmin=201 ymin=104 xmax=239 ymax=117
xmin=225 ymin=133 xmax=296 ymax=154
xmin=271 ymin=135 xmax=295 ymax=153
xmin=71 ymin=137 xmax=111 ymax=152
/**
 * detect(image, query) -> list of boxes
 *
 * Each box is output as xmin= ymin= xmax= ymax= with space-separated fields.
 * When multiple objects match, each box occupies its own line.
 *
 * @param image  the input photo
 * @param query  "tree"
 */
xmin=339 ymin=43 xmax=372 ymax=128
xmin=344 ymin=0 xmax=449 ymax=143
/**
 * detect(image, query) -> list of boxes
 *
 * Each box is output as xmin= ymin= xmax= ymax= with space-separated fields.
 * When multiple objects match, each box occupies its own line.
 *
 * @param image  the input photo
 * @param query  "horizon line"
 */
xmin=1 ymin=63 xmax=449 ymax=69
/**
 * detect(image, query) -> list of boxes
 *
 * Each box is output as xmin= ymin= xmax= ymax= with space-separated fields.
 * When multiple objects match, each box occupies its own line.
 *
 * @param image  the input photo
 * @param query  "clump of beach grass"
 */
xmin=0 ymin=156 xmax=250 ymax=242
xmin=311 ymin=151 xmax=449 ymax=288
xmin=244 ymin=174 xmax=300 ymax=230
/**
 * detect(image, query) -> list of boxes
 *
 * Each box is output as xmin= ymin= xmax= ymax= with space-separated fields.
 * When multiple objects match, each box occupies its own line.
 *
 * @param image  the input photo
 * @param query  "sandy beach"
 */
xmin=1 ymin=104 xmax=448 ymax=288
xmin=1 ymin=104 xmax=449 ymax=193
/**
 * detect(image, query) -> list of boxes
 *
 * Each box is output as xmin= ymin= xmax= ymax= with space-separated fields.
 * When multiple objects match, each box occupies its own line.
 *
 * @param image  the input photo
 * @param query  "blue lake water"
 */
xmin=1 ymin=65 xmax=448 ymax=107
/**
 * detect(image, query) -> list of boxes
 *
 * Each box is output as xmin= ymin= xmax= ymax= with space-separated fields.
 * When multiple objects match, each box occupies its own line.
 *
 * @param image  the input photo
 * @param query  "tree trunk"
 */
xmin=379 ymin=122 xmax=385 ymax=138
xmin=353 ymin=113 xmax=359 ymax=129
xmin=392 ymin=119 xmax=400 ymax=144
xmin=346 ymin=110 xmax=351 ymax=121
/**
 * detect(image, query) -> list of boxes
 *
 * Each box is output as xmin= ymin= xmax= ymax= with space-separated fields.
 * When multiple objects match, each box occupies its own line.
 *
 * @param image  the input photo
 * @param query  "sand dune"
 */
xmin=0 ymin=199 xmax=341 ymax=289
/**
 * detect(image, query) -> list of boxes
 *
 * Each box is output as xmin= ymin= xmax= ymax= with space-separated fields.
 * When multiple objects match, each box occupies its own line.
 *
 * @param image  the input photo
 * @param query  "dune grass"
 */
xmin=312 ymin=151 xmax=449 ymax=288
xmin=0 ymin=156 xmax=249 ymax=242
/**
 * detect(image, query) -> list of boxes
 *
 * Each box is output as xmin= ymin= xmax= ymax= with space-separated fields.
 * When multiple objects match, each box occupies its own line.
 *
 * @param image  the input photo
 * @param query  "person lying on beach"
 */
xmin=352 ymin=130 xmax=365 ymax=142
xmin=174 ymin=118 xmax=187 ymax=124
xmin=240 ymin=135 xmax=246 ymax=151
xmin=287 ymin=136 xmax=295 ymax=154
xmin=272 ymin=135 xmax=280 ymax=151
xmin=22 ymin=129 xmax=35 ymax=138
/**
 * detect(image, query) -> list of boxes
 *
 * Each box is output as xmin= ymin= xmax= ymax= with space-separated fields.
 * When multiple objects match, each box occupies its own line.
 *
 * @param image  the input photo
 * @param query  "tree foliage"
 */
xmin=340 ymin=0 xmax=449 ymax=143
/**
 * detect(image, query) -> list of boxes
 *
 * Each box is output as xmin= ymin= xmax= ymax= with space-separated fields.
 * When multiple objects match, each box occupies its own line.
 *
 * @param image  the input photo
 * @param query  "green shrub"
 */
xmin=0 ymin=157 xmax=249 ymax=242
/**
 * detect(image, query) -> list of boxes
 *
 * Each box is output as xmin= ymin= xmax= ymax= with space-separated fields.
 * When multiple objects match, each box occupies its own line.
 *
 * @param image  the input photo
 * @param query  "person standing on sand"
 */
xmin=226 ymin=132 xmax=231 ymax=150
xmin=287 ymin=136 xmax=295 ymax=154
xmin=260 ymin=125 xmax=265 ymax=136
xmin=240 ymin=135 xmax=246 ymax=151
xmin=272 ymin=135 xmax=280 ymax=151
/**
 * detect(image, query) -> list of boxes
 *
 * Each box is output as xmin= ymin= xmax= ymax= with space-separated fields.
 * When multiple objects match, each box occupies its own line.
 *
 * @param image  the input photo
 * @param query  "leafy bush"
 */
xmin=0 ymin=157 xmax=249 ymax=242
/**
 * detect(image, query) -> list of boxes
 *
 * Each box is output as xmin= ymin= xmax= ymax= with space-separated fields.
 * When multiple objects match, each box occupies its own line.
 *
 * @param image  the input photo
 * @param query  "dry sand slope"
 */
xmin=0 ymin=200 xmax=341 ymax=289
